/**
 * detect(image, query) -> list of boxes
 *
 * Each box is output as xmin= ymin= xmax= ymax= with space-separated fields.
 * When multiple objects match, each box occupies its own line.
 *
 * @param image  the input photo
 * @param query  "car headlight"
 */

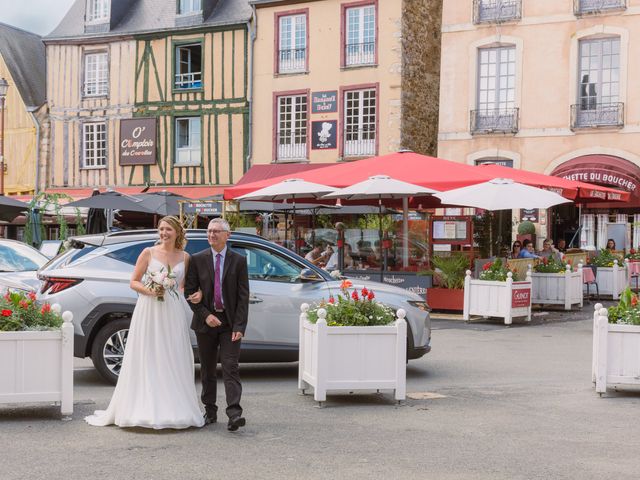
xmin=407 ymin=300 xmax=431 ymax=312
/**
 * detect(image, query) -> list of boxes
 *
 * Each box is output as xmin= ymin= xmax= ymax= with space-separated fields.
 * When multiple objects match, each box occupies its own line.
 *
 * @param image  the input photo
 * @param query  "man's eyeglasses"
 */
xmin=208 ymin=229 xmax=229 ymax=235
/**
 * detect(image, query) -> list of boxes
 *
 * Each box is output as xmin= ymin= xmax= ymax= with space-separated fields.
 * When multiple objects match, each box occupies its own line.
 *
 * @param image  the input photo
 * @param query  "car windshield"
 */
xmin=0 ymin=242 xmax=49 ymax=272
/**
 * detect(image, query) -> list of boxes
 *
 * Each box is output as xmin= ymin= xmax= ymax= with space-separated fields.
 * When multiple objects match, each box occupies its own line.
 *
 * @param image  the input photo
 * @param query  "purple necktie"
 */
xmin=214 ymin=253 xmax=223 ymax=310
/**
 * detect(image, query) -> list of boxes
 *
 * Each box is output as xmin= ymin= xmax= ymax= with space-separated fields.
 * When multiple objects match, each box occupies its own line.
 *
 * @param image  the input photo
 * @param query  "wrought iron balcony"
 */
xmin=470 ymin=108 xmax=519 ymax=134
xmin=278 ymin=48 xmax=306 ymax=73
xmin=574 ymin=0 xmax=626 ymax=16
xmin=571 ymin=102 xmax=624 ymax=129
xmin=473 ymin=0 xmax=522 ymax=24
xmin=345 ymin=42 xmax=376 ymax=66
xmin=343 ymin=127 xmax=376 ymax=157
xmin=277 ymin=134 xmax=307 ymax=161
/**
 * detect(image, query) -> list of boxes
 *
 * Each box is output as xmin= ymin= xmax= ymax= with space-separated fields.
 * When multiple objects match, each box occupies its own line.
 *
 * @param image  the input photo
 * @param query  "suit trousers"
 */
xmin=196 ymin=312 xmax=243 ymax=419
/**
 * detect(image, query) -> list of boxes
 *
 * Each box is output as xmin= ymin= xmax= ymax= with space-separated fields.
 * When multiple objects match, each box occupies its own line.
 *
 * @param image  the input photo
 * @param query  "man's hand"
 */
xmin=186 ymin=289 xmax=203 ymax=304
xmin=231 ymin=331 xmax=243 ymax=342
xmin=205 ymin=314 xmax=222 ymax=328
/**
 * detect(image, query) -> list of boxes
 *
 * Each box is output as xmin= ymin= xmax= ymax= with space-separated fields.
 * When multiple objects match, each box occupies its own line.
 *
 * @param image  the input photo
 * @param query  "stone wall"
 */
xmin=401 ymin=0 xmax=442 ymax=157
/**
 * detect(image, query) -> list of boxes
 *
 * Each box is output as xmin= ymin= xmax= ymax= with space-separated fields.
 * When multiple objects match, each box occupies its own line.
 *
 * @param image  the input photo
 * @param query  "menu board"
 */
xmin=433 ymin=220 xmax=467 ymax=240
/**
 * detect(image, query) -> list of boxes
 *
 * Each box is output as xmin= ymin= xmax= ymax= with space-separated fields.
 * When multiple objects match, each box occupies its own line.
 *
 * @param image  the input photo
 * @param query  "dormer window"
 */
xmin=86 ymin=0 xmax=110 ymax=23
xmin=179 ymin=0 xmax=202 ymax=15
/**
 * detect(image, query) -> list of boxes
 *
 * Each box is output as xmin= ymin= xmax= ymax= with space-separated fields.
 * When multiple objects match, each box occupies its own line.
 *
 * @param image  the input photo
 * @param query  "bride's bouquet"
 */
xmin=144 ymin=266 xmax=178 ymax=302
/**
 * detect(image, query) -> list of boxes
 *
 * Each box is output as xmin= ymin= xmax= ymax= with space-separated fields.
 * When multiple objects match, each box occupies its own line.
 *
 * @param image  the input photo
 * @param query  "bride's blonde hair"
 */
xmin=158 ymin=216 xmax=187 ymax=250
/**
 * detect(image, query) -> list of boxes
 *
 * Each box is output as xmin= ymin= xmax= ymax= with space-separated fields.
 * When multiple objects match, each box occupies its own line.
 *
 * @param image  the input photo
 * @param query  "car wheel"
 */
xmin=91 ymin=318 xmax=130 ymax=385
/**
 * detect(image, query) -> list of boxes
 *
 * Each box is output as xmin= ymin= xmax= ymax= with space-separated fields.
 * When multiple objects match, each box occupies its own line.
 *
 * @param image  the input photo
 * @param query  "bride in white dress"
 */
xmin=85 ymin=216 xmax=205 ymax=429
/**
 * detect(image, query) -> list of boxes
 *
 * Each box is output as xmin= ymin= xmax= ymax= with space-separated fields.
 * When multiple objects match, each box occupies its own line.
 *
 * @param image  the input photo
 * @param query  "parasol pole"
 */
xmin=379 ymin=194 xmax=384 ymax=282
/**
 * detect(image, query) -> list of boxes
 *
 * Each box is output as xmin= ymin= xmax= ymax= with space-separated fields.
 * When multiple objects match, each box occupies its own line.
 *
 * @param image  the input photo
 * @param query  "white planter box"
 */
xmin=584 ymin=260 xmax=627 ymax=299
xmin=593 ymin=305 xmax=640 ymax=394
xmin=0 ymin=313 xmax=74 ymax=417
xmin=530 ymin=264 xmax=583 ymax=310
xmin=298 ymin=305 xmax=407 ymax=404
xmin=463 ymin=270 xmax=532 ymax=325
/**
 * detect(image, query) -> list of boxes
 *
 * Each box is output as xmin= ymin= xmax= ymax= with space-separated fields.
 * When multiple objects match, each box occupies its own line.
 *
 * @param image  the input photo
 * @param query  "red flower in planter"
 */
xmin=367 ymin=291 xmax=375 ymax=300
xmin=1 ymin=309 xmax=12 ymax=317
xmin=632 ymin=296 xmax=638 ymax=307
xmin=351 ymin=290 xmax=359 ymax=301
xmin=19 ymin=300 xmax=29 ymax=310
xmin=361 ymin=287 xmax=369 ymax=297
xmin=542 ymin=257 xmax=549 ymax=265
xmin=328 ymin=296 xmax=335 ymax=304
xmin=28 ymin=291 xmax=36 ymax=301
xmin=631 ymin=248 xmax=637 ymax=255
xmin=340 ymin=279 xmax=353 ymax=290
xmin=482 ymin=262 xmax=492 ymax=271
xmin=41 ymin=303 xmax=51 ymax=314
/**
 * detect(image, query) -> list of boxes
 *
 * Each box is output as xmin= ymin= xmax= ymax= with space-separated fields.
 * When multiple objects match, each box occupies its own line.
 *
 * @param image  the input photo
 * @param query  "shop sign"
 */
xmin=475 ymin=159 xmax=514 ymax=168
xmin=182 ymin=201 xmax=222 ymax=215
xmin=311 ymin=91 xmax=338 ymax=113
xmin=521 ymin=208 xmax=538 ymax=222
xmin=120 ymin=118 xmax=157 ymax=165
xmin=511 ymin=288 xmax=531 ymax=308
xmin=311 ymin=120 xmax=337 ymax=150
xmin=561 ymin=169 xmax=638 ymax=194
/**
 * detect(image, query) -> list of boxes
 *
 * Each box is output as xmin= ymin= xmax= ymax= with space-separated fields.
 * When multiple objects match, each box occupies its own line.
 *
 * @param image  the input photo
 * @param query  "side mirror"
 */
xmin=299 ymin=268 xmax=322 ymax=282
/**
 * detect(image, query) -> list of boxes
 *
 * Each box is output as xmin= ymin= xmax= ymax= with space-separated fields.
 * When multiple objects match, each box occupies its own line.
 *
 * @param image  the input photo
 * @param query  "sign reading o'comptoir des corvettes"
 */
xmin=119 ymin=118 xmax=157 ymax=166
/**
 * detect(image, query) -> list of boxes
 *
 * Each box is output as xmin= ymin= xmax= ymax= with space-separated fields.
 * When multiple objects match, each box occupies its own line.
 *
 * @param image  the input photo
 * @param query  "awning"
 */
xmin=225 ymin=152 xmax=495 ymax=200
xmin=31 ymin=186 xmax=226 ymax=202
xmin=235 ymin=163 xmax=332 ymax=186
xmin=225 ymin=151 xmax=626 ymax=204
xmin=479 ymin=163 xmax=630 ymax=203
xmin=550 ymin=155 xmax=637 ymax=205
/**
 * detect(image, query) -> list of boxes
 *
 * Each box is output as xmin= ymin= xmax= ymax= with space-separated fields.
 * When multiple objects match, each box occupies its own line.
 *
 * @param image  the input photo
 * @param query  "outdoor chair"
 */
xmin=583 ymin=265 xmax=599 ymax=301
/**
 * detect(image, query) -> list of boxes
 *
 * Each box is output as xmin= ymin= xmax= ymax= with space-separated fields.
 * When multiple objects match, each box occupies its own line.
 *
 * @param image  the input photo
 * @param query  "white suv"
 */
xmin=37 ymin=230 xmax=431 ymax=384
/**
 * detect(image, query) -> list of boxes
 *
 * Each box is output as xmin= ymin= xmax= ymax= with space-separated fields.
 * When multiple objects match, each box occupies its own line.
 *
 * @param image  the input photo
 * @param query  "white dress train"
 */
xmin=85 ymin=257 xmax=204 ymax=429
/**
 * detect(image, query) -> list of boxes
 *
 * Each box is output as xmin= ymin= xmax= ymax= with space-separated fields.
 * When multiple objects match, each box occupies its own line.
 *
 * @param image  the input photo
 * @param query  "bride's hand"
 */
xmin=187 ymin=289 xmax=203 ymax=304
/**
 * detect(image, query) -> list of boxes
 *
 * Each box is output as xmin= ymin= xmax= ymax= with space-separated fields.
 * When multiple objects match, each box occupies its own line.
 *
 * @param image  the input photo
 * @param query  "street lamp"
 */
xmin=0 ymin=78 xmax=8 ymax=196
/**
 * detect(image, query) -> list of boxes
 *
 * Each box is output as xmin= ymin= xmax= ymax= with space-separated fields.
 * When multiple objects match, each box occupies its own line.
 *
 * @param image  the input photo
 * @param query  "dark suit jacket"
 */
xmin=184 ymin=246 xmax=249 ymax=335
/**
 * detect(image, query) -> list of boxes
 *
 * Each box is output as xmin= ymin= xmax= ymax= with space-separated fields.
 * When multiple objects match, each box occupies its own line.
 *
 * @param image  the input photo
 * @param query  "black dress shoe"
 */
xmin=227 ymin=415 xmax=246 ymax=431
xmin=203 ymin=412 xmax=217 ymax=425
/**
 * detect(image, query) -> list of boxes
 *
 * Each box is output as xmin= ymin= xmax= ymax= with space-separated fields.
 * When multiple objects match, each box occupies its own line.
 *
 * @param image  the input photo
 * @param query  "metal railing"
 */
xmin=473 ymin=0 xmax=522 ymax=24
xmin=277 ymin=135 xmax=307 ymax=160
xmin=574 ymin=0 xmax=626 ymax=15
xmin=278 ymin=48 xmax=306 ymax=73
xmin=345 ymin=42 xmax=376 ymax=66
xmin=570 ymin=102 xmax=624 ymax=129
xmin=470 ymin=108 xmax=519 ymax=134
xmin=343 ymin=127 xmax=376 ymax=157
xmin=174 ymin=71 xmax=202 ymax=89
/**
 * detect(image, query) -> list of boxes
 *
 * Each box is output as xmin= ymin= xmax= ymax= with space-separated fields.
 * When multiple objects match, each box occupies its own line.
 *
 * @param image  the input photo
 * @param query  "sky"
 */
xmin=1 ymin=0 xmax=76 ymax=36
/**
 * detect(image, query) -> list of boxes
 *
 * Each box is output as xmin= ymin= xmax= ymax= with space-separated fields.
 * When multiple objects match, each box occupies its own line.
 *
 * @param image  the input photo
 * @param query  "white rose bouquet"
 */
xmin=144 ymin=266 xmax=178 ymax=302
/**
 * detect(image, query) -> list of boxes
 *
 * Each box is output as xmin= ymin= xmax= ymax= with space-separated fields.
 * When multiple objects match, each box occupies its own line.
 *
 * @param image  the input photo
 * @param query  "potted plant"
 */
xmin=425 ymin=254 xmax=467 ymax=311
xmin=516 ymin=220 xmax=536 ymax=245
xmin=298 ymin=280 xmax=407 ymax=406
xmin=593 ymin=289 xmax=640 ymax=395
xmin=463 ymin=259 xmax=532 ymax=325
xmin=0 ymin=291 xmax=74 ymax=418
xmin=530 ymin=256 xmax=583 ymax=310
xmin=588 ymin=249 xmax=627 ymax=299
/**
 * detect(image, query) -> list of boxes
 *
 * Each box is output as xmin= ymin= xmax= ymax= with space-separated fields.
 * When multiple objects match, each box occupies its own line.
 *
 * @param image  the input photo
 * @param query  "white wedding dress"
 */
xmin=85 ymin=256 xmax=205 ymax=429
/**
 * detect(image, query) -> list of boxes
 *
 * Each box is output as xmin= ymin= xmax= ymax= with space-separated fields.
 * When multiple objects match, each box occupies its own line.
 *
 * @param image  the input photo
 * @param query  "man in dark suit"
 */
xmin=185 ymin=218 xmax=249 ymax=431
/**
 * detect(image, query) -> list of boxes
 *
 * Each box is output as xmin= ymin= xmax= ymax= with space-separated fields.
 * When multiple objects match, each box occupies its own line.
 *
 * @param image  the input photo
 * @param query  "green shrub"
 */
xmin=517 ymin=221 xmax=536 ymax=235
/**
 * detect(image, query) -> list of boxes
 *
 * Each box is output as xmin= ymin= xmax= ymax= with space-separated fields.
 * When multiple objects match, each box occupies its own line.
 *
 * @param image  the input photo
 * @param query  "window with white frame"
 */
xmin=278 ymin=14 xmax=307 ymax=74
xmin=343 ymin=89 xmax=376 ymax=157
xmin=574 ymin=37 xmax=622 ymax=128
xmin=175 ymin=117 xmax=201 ymax=165
xmin=86 ymin=0 xmax=110 ymax=23
xmin=83 ymin=122 xmax=107 ymax=168
xmin=277 ymin=95 xmax=308 ymax=160
xmin=179 ymin=0 xmax=201 ymax=14
xmin=175 ymin=44 xmax=202 ymax=89
xmin=473 ymin=45 xmax=518 ymax=133
xmin=84 ymin=52 xmax=108 ymax=97
xmin=345 ymin=5 xmax=376 ymax=66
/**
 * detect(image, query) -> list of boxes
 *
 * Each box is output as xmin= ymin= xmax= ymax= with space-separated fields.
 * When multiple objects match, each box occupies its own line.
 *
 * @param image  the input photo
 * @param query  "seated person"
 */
xmin=510 ymin=241 xmax=522 ymax=259
xmin=305 ymin=242 xmax=330 ymax=266
xmin=539 ymin=239 xmax=561 ymax=261
xmin=325 ymin=244 xmax=354 ymax=271
xmin=556 ymin=239 xmax=567 ymax=253
xmin=518 ymin=239 xmax=540 ymax=259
